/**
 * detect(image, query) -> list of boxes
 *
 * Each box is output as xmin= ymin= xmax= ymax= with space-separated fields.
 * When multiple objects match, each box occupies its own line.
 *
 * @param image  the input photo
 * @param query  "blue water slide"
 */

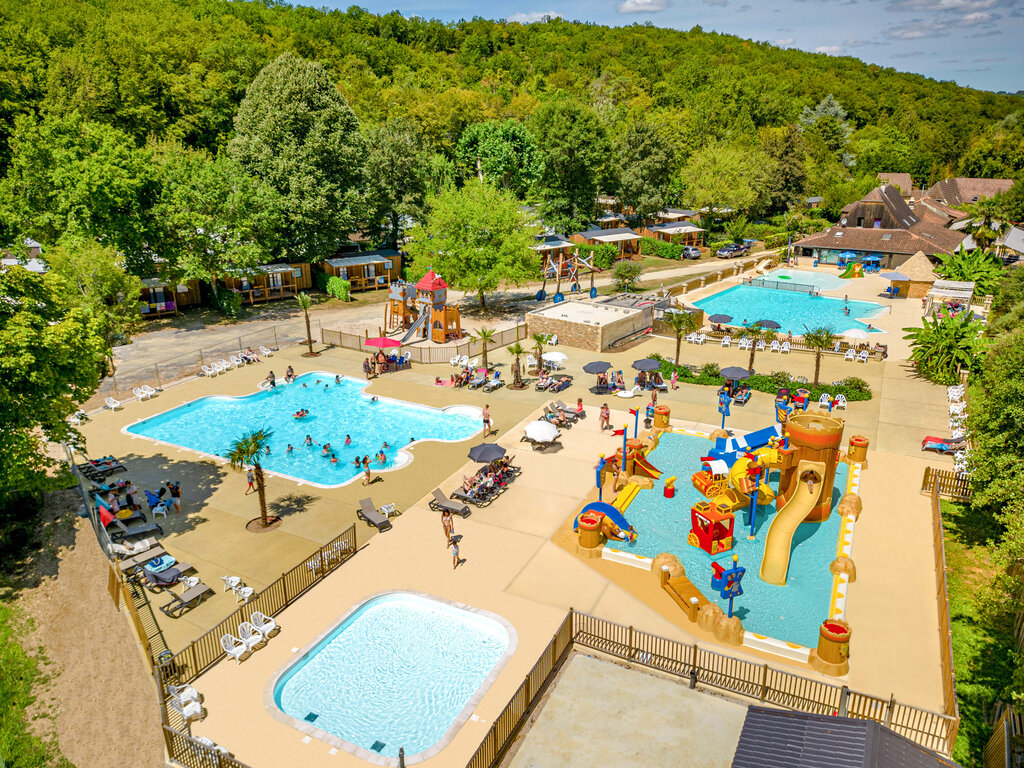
xmin=573 ymin=501 xmax=633 ymax=533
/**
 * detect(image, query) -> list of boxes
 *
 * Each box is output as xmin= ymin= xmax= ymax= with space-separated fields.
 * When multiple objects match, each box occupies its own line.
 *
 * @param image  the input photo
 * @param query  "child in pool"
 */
xmin=321 ymin=443 xmax=331 ymax=455
xmin=335 ymin=375 xmax=341 ymax=384
xmin=304 ymin=434 xmax=317 ymax=446
xmin=353 ymin=457 xmax=361 ymax=468
xmin=286 ymin=444 xmax=293 ymax=453
xmin=345 ymin=435 xmax=352 ymax=445
xmin=330 ymin=453 xmax=338 ymax=463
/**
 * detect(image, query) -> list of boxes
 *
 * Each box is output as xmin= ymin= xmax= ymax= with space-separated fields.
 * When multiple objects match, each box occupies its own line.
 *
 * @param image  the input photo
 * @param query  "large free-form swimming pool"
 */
xmin=124 ymin=373 xmax=481 ymax=486
xmin=269 ymin=593 xmax=514 ymax=761
xmin=613 ymin=432 xmax=848 ymax=647
xmin=694 ymin=285 xmax=886 ymax=335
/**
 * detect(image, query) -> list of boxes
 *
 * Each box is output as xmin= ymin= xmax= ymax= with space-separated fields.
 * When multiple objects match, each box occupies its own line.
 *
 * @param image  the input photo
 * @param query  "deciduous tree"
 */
xmin=361 ymin=120 xmax=432 ymax=249
xmin=615 ymin=120 xmax=674 ymax=221
xmin=456 ymin=119 xmax=540 ymax=198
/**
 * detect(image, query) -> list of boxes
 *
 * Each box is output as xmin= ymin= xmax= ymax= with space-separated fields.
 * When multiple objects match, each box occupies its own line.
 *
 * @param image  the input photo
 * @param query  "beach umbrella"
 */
xmin=842 ymin=328 xmax=870 ymax=340
xmin=754 ymin=319 xmax=781 ymax=329
xmin=720 ymin=366 xmax=751 ymax=380
xmin=708 ymin=314 xmax=733 ymax=324
xmin=631 ymin=359 xmax=660 ymax=372
xmin=880 ymin=272 xmax=909 ymax=281
xmin=468 ymin=443 xmax=506 ymax=463
xmin=364 ymin=337 xmax=401 ymax=348
xmin=582 ymin=361 xmax=612 ymax=374
xmin=524 ymin=420 xmax=559 ymax=443
xmin=542 ymin=351 xmax=568 ymax=363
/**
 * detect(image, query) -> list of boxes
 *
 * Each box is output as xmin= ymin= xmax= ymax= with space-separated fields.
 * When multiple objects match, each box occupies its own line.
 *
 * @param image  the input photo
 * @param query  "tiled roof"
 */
xmin=877 ymin=172 xmax=913 ymax=195
xmin=924 ymin=177 xmax=1014 ymax=207
xmin=915 ymin=196 xmax=966 ymax=221
xmin=795 ymin=225 xmax=964 ymax=256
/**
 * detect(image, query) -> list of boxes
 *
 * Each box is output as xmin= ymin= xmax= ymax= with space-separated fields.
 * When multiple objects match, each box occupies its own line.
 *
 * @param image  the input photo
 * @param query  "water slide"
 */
xmin=574 ymin=501 xmax=635 ymax=538
xmin=612 ymin=484 xmax=640 ymax=513
xmin=755 ymin=259 xmax=773 ymax=275
xmin=632 ymin=454 xmax=661 ymax=479
xmin=758 ymin=460 xmax=827 ymax=586
xmin=840 ymin=263 xmax=863 ymax=279
xmin=400 ymin=311 xmax=428 ymax=344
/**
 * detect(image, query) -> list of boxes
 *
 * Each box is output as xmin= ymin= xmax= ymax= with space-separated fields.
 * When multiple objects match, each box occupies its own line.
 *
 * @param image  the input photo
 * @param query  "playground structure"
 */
xmin=536 ymin=249 xmax=601 ymax=303
xmin=840 ymin=262 xmax=864 ymax=279
xmin=384 ymin=269 xmax=462 ymax=344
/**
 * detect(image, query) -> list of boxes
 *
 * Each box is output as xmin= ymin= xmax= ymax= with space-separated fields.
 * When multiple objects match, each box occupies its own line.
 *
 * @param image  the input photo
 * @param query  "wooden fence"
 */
xmin=931 ymin=486 xmax=961 ymax=739
xmin=321 ymin=324 xmax=527 ymax=365
xmin=158 ymin=524 xmax=356 ymax=685
xmin=922 ymin=466 xmax=973 ymax=502
xmin=466 ymin=609 xmax=959 ymax=768
xmin=162 ymin=726 xmax=252 ymax=768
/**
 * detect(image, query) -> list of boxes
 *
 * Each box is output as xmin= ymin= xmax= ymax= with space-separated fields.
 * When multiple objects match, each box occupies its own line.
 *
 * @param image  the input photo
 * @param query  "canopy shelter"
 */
xmin=928 ymin=280 xmax=975 ymax=301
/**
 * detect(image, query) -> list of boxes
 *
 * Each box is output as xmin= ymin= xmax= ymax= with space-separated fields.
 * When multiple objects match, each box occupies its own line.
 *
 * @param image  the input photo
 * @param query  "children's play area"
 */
xmin=571 ymin=403 xmax=867 ymax=674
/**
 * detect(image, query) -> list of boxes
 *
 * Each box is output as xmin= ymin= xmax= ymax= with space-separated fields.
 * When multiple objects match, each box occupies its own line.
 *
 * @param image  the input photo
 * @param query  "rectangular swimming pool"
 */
xmin=267 ymin=592 xmax=515 ymax=762
xmin=124 ymin=372 xmax=481 ymax=487
xmin=695 ymin=285 xmax=886 ymax=335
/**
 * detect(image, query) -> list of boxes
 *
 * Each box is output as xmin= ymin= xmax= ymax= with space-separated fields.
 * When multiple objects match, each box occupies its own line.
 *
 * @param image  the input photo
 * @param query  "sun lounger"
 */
xmin=169 ymin=696 xmax=204 ymax=723
xmin=259 ymin=345 xmax=274 ymax=357
xmin=141 ymin=384 xmax=158 ymax=397
xmin=201 ymin=364 xmax=218 ymax=377
xmin=229 ymin=355 xmax=246 ymax=368
xmin=555 ymin=400 xmax=586 ymax=419
xmin=141 ymin=564 xmax=193 ymax=592
xmin=549 ymin=402 xmax=578 ymax=422
xmin=855 ymin=350 xmax=869 ymax=363
xmin=843 ymin=349 xmax=855 ymax=361
xmin=467 ymin=372 xmax=488 ymax=389
xmin=451 ymin=486 xmax=491 ymax=507
xmin=78 ymin=457 xmax=127 ymax=480
xmin=109 ymin=517 xmax=163 ymax=542
xmin=357 ymin=498 xmax=393 ymax=531
xmin=430 ymin=488 xmax=471 ymax=517
xmin=117 ymin=546 xmax=168 ymax=574
xmin=483 ymin=372 xmax=503 ymax=392
xmin=110 ymin=537 xmax=159 ymax=558
xmin=520 ymin=433 xmax=562 ymax=451
xmin=160 ymin=581 xmax=213 ymax=618
xmin=133 ymin=387 xmax=151 ymax=401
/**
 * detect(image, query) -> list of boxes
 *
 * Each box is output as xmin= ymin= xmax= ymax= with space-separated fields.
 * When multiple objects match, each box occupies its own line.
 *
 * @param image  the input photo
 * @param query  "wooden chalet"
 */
xmin=570 ymin=227 xmax=641 ymax=259
xmin=319 ymin=249 xmax=402 ymax=292
xmin=222 ymin=263 xmax=312 ymax=305
xmin=637 ymin=221 xmax=705 ymax=246
xmin=139 ymin=278 xmax=201 ymax=318
xmin=653 ymin=208 xmax=698 ymax=224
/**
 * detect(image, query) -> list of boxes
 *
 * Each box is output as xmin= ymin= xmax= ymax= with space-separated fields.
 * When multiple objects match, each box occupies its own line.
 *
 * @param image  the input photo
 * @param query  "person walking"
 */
xmin=361 ymin=455 xmax=372 ymax=485
xmin=599 ymin=403 xmax=610 ymax=431
xmin=481 ymin=404 xmax=492 ymax=437
xmin=441 ymin=509 xmax=454 ymax=544
xmin=166 ymin=480 xmax=183 ymax=515
xmin=450 ymin=536 xmax=461 ymax=570
xmin=671 ymin=370 xmax=678 ymax=390
xmin=246 ymin=468 xmax=255 ymax=494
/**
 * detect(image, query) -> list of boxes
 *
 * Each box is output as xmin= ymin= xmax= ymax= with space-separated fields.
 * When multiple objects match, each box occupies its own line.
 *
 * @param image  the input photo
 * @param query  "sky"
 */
xmin=307 ymin=0 xmax=1023 ymax=93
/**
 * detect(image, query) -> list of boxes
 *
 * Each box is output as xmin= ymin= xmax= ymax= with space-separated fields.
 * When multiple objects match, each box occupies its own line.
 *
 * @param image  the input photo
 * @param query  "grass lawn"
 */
xmin=941 ymin=499 xmax=1016 ymax=767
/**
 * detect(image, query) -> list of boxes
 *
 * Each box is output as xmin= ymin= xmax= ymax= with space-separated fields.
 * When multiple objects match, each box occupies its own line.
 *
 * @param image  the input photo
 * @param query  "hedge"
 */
xmin=650 ymin=354 xmax=873 ymax=401
xmin=639 ymin=236 xmax=688 ymax=260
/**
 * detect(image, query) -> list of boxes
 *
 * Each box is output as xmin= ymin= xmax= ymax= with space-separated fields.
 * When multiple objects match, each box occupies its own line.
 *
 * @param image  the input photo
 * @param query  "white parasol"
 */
xmin=524 ymin=420 xmax=559 ymax=443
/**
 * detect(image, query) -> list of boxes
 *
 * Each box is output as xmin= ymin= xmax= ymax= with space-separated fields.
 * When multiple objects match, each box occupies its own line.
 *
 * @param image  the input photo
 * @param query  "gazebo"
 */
xmin=925 ymin=279 xmax=975 ymax=318
xmin=890 ymin=251 xmax=936 ymax=299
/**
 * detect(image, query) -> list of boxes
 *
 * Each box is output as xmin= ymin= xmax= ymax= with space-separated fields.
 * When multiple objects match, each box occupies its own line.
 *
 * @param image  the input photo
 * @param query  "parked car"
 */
xmin=716 ymin=243 xmax=749 ymax=258
xmin=681 ymin=246 xmax=702 ymax=260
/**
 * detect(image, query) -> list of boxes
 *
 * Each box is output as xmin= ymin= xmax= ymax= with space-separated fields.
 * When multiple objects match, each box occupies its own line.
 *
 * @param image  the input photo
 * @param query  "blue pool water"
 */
xmin=764 ymin=268 xmax=848 ymax=292
xmin=272 ymin=593 xmax=511 ymax=758
xmin=125 ymin=373 xmax=480 ymax=486
xmin=695 ymin=285 xmax=885 ymax=335
xmin=615 ymin=432 xmax=847 ymax=647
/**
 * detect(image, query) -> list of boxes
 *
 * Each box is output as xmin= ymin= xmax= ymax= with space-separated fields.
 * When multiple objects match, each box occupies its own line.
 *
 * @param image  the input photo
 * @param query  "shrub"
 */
xmin=699 ymin=361 xmax=721 ymax=378
xmin=613 ymin=260 xmax=643 ymax=291
xmin=312 ymin=268 xmax=329 ymax=292
xmin=577 ymin=243 xmax=618 ymax=269
xmin=326 ymin=276 xmax=351 ymax=301
xmin=215 ymin=290 xmax=244 ymax=318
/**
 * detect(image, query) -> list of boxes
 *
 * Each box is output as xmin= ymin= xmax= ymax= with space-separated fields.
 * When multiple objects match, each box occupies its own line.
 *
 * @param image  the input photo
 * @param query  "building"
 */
xmin=654 ymin=208 xmax=698 ymax=224
xmin=804 ymin=196 xmax=824 ymax=209
xmin=956 ymin=223 xmax=1024 ymax=262
xmin=885 ymin=251 xmax=937 ymax=299
xmin=222 ymin=263 xmax=313 ymax=305
xmin=570 ymin=227 xmax=641 ymax=259
xmin=318 ymin=249 xmax=401 ymax=293
xmin=595 ymin=210 xmax=628 ymax=230
xmin=793 ymin=185 xmax=965 ymax=269
xmin=139 ymin=278 xmax=201 ymax=318
xmin=876 ymin=172 xmax=915 ymax=199
xmin=923 ymin=177 xmax=1014 ymax=209
xmin=637 ymin=221 xmax=705 ymax=246
xmin=526 ymin=297 xmax=654 ymax=351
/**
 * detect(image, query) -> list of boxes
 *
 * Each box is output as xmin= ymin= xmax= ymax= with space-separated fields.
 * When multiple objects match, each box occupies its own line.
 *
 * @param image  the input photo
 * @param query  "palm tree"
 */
xmin=666 ymin=310 xmax=701 ymax=365
xmin=474 ymin=327 xmax=497 ymax=370
xmin=962 ymin=198 xmax=1009 ymax=251
xmin=530 ymin=332 xmax=547 ymax=374
xmin=802 ymin=326 xmax=838 ymax=386
xmin=903 ymin=314 xmax=985 ymax=384
xmin=743 ymin=324 xmax=778 ymax=374
xmin=935 ymin=248 xmax=1005 ymax=295
xmin=296 ymin=292 xmax=317 ymax=356
xmin=508 ymin=342 xmax=525 ymax=388
xmin=227 ymin=428 xmax=274 ymax=528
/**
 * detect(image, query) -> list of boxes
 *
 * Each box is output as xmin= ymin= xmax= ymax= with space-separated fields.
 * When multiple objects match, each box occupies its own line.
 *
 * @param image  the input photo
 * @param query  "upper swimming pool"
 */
xmin=695 ymin=285 xmax=886 ymax=335
xmin=124 ymin=372 xmax=480 ymax=487
xmin=763 ymin=268 xmax=848 ymax=292
xmin=269 ymin=592 xmax=515 ymax=762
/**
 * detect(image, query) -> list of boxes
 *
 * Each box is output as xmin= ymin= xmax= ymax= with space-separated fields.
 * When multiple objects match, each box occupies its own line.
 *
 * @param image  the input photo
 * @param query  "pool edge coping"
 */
xmin=261 ymin=589 xmax=520 ymax=766
xmin=119 ymin=371 xmax=484 ymax=490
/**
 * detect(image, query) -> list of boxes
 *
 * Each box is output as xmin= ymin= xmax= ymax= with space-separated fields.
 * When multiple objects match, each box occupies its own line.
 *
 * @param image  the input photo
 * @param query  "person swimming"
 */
xmin=344 ymin=435 xmax=352 ymax=445
xmin=353 ymin=457 xmax=361 ymax=468
xmin=382 ymin=441 xmax=389 ymax=450
xmin=321 ymin=443 xmax=331 ymax=455
xmin=304 ymin=434 xmax=316 ymax=446
xmin=334 ymin=375 xmax=341 ymax=384
xmin=265 ymin=445 xmax=271 ymax=455
xmin=330 ymin=453 xmax=338 ymax=463
xmin=286 ymin=444 xmax=294 ymax=452
xmin=371 ymin=396 xmax=378 ymax=402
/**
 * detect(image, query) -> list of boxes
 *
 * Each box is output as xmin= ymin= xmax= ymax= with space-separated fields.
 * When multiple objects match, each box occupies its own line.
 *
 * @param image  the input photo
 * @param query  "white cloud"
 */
xmin=505 ymin=10 xmax=561 ymax=22
xmin=888 ymin=0 xmax=998 ymax=10
xmin=617 ymin=0 xmax=668 ymax=11
xmin=815 ymin=45 xmax=842 ymax=54
xmin=774 ymin=37 xmax=794 ymax=45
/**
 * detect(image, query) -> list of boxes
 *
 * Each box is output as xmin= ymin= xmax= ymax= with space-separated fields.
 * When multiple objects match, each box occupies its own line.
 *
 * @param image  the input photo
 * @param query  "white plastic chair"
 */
xmin=526 ymin=355 xmax=538 ymax=369
xmin=221 ymin=576 xmax=242 ymax=592
xmin=817 ymin=393 xmax=832 ymax=409
xmin=194 ymin=737 xmax=229 ymax=756
xmin=251 ymin=610 xmax=278 ymax=637
xmin=834 ymin=394 xmax=848 ymax=409
xmin=755 ymin=339 xmax=766 ymax=351
xmin=720 ymin=336 xmax=731 ymax=347
xmin=151 ymin=502 xmax=168 ymax=519
xmin=229 ymin=355 xmax=245 ymax=368
xmin=218 ymin=359 xmax=232 ymax=372
xmin=770 ymin=340 xmax=780 ymax=352
xmin=233 ymin=584 xmax=254 ymax=604
xmin=238 ymin=621 xmax=264 ymax=651
xmin=105 ymin=397 xmax=121 ymax=410
xmin=550 ymin=335 xmax=559 ymax=346
xmin=170 ymin=697 xmax=203 ymax=723
xmin=737 ymin=338 xmax=752 ymax=351
xmin=221 ymin=634 xmax=247 ymax=664
xmin=697 ymin=333 xmax=707 ymax=344
xmin=949 ymin=404 xmax=966 ymax=416
xmin=780 ymin=342 xmax=791 ymax=354
xmin=141 ymin=384 xmax=158 ymax=397
xmin=201 ymin=364 xmax=217 ymax=377
xmin=467 ymin=357 xmax=479 ymax=369
xmin=167 ymin=683 xmax=202 ymax=704
xmin=855 ymin=351 xmax=869 ymax=363
xmin=133 ymin=387 xmax=151 ymax=401
xmin=259 ymin=345 xmax=274 ymax=357
xmin=843 ymin=349 xmax=855 ymax=361
xmin=686 ymin=333 xmax=697 ymax=344
xmin=449 ymin=354 xmax=462 ymax=366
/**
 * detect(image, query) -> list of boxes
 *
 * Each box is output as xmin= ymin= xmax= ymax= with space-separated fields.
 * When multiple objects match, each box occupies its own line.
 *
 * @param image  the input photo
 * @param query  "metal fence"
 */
xmin=321 ymin=324 xmax=527 ymax=364
xmin=100 ymin=320 xmax=321 ymax=404
xmin=930 ymin=485 xmax=961 ymax=737
xmin=745 ymin=276 xmax=819 ymax=295
xmin=921 ymin=466 xmax=973 ymax=502
xmin=466 ymin=609 xmax=959 ymax=768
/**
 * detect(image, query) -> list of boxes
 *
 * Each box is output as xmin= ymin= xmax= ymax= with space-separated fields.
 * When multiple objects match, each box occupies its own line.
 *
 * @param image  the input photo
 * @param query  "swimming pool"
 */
xmin=614 ymin=432 xmax=847 ymax=647
xmin=268 ymin=592 xmax=515 ymax=762
xmin=763 ymin=268 xmax=848 ymax=292
xmin=695 ymin=285 xmax=885 ymax=335
xmin=124 ymin=372 xmax=481 ymax=487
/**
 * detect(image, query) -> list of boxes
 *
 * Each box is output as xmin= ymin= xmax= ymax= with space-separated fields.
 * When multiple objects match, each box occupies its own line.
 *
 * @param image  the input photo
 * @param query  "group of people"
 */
xmin=535 ymin=369 xmax=572 ymax=392
xmin=363 ymin=349 xmax=403 ymax=378
xmin=457 ymin=456 xmax=519 ymax=504
xmin=108 ymin=479 xmax=182 ymax=516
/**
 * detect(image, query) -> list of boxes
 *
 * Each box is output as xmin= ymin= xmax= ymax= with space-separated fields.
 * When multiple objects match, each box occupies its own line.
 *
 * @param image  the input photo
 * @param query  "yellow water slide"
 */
xmin=758 ymin=460 xmax=827 ymax=586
